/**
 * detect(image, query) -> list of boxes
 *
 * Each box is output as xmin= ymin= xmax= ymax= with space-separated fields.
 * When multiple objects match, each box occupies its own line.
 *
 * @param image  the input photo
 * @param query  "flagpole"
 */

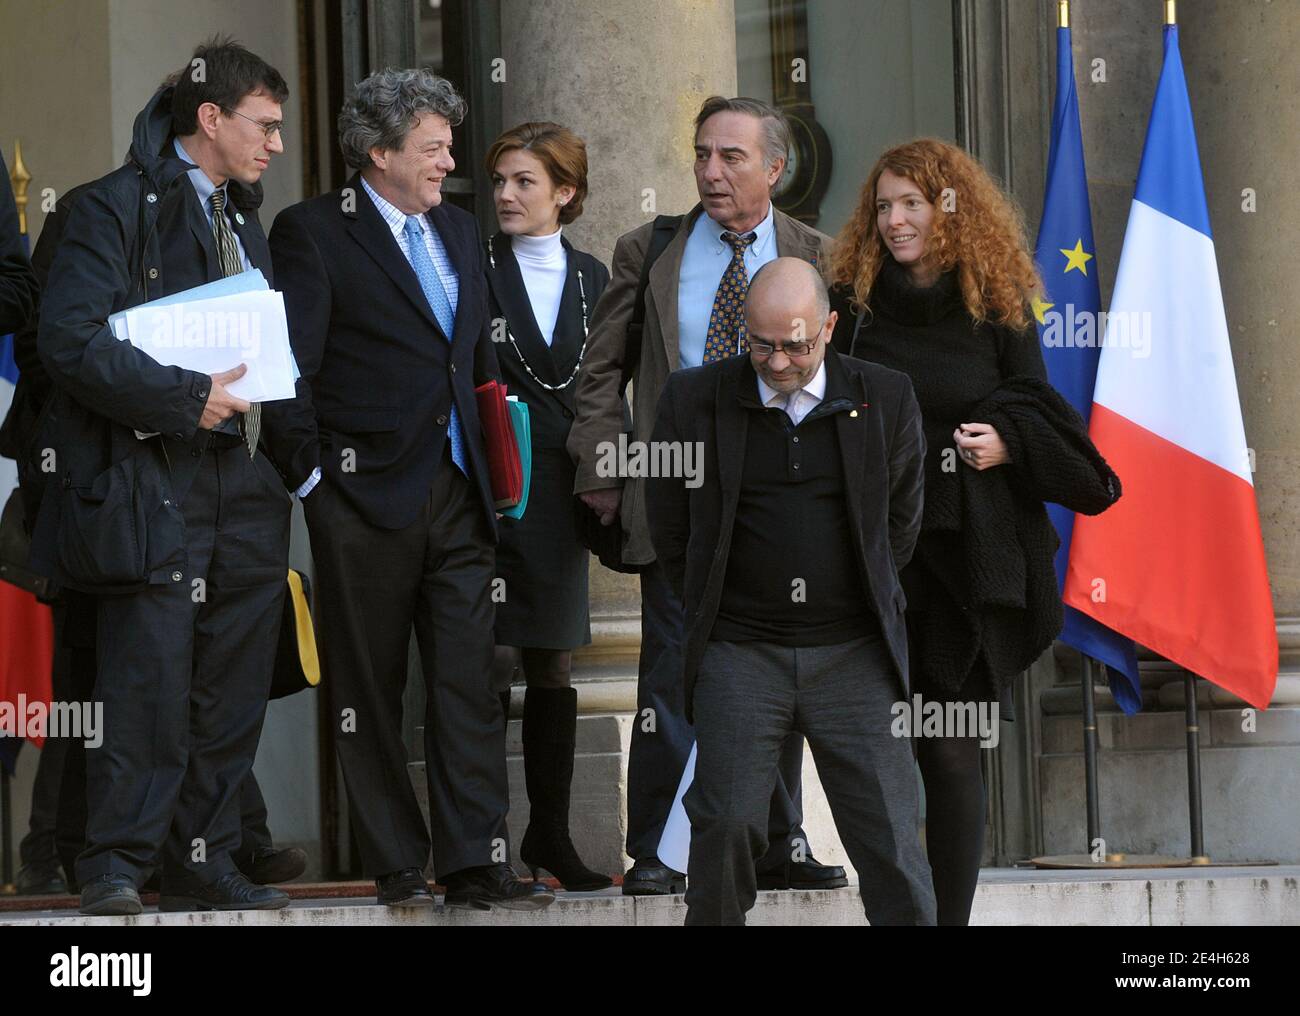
xmin=1184 ymin=672 xmax=1210 ymax=863
xmin=1056 ymin=0 xmax=1115 ymax=865
xmin=1054 ymin=0 xmax=1104 ymax=862
xmin=1159 ymin=0 xmax=1213 ymax=867
xmin=10 ymin=140 xmax=29 ymax=235
xmin=1081 ymin=655 xmax=1101 ymax=852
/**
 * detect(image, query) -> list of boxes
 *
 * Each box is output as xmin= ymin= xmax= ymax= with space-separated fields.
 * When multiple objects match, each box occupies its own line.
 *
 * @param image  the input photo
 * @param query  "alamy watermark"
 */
xmin=0 ymin=696 xmax=104 ymax=748
xmin=50 ymin=948 xmax=151 ymax=996
xmin=1039 ymin=306 xmax=1152 ymax=359
xmin=144 ymin=307 xmax=264 ymax=359
xmin=891 ymin=695 xmax=1000 ymax=748
xmin=595 ymin=435 xmax=704 ymax=489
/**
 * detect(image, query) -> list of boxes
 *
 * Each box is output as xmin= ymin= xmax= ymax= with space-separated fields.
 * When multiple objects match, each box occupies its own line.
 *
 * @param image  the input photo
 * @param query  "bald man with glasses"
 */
xmin=645 ymin=258 xmax=936 ymax=925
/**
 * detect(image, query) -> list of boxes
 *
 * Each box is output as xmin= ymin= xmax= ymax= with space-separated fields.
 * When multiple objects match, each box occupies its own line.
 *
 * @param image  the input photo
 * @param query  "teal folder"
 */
xmin=499 ymin=398 xmax=531 ymax=520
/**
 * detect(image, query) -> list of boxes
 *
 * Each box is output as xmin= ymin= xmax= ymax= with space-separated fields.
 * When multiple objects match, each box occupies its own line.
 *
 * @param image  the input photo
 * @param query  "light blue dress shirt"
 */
xmin=676 ymin=201 xmax=777 ymax=370
xmin=173 ymin=136 xmax=252 ymax=271
xmin=360 ymin=176 xmax=459 ymax=313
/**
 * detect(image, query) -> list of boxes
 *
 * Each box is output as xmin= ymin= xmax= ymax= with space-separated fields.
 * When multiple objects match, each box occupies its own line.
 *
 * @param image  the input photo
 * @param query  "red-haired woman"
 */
xmin=826 ymin=138 xmax=1118 ymax=924
xmin=484 ymin=122 xmax=611 ymax=891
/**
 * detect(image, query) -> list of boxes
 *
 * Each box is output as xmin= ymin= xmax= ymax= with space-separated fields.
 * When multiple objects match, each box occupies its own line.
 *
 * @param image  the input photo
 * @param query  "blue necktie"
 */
xmin=404 ymin=215 xmax=467 ymax=475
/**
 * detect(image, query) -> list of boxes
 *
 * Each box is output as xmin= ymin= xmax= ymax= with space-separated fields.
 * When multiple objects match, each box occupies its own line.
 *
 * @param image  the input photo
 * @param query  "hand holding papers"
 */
xmin=109 ymin=269 xmax=298 ymax=402
xmin=199 ymin=364 xmax=252 ymax=431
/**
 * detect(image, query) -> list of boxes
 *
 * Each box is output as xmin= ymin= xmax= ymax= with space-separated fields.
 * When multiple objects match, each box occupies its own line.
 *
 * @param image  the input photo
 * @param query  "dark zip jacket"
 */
xmin=30 ymin=85 xmax=273 ymax=592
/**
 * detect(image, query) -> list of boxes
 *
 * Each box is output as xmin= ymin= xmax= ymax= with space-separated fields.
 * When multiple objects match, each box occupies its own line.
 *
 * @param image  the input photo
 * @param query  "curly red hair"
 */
xmin=827 ymin=138 xmax=1042 ymax=331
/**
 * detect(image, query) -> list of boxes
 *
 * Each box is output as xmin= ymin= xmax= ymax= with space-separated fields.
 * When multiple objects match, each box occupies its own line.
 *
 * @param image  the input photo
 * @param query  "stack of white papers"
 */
xmin=110 ymin=269 xmax=298 ymax=402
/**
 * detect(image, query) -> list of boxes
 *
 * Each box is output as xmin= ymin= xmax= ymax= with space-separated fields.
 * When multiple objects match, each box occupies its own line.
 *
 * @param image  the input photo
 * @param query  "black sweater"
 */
xmin=830 ymin=260 xmax=1121 ymax=695
xmin=713 ymin=400 xmax=880 ymax=647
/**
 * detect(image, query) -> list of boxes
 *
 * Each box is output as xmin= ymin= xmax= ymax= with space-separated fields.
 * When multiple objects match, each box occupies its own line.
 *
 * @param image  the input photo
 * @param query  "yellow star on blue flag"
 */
xmin=1060 ymin=238 xmax=1094 ymax=275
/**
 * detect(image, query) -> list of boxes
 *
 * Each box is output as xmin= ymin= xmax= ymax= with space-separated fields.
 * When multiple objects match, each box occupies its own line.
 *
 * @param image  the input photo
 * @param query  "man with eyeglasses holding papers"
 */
xmin=645 ymin=257 xmax=936 ymax=925
xmin=35 ymin=37 xmax=295 ymax=916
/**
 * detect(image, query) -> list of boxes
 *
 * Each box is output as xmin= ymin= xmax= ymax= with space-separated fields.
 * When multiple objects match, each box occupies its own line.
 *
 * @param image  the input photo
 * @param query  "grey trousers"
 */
xmin=684 ymin=636 xmax=937 ymax=926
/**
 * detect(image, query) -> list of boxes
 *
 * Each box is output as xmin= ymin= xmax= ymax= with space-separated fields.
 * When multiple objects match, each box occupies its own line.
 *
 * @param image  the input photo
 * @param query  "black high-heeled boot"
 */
xmin=519 ymin=686 xmax=613 ymax=891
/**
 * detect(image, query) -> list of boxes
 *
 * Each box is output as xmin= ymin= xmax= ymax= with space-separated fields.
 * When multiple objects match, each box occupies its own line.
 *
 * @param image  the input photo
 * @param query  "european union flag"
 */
xmin=1034 ymin=22 xmax=1142 ymax=713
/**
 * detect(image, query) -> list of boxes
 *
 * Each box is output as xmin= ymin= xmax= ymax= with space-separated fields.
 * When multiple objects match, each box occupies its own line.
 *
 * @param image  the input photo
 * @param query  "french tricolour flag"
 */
xmin=1063 ymin=24 xmax=1277 ymax=709
xmin=1 ymin=231 xmax=53 ymax=773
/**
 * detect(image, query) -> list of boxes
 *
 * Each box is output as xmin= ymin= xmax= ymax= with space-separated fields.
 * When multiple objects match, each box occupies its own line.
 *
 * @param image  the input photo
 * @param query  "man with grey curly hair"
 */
xmin=337 ymin=67 xmax=467 ymax=171
xmin=266 ymin=68 xmax=553 ymax=912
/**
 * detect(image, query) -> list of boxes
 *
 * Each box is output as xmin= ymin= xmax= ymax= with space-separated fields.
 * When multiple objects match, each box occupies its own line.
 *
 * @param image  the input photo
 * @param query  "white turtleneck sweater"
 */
xmin=512 ymin=228 xmax=567 ymax=346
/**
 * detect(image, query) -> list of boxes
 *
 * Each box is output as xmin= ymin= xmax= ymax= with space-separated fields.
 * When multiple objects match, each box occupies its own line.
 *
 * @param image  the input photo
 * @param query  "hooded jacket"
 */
xmin=30 ymin=85 xmax=274 ymax=592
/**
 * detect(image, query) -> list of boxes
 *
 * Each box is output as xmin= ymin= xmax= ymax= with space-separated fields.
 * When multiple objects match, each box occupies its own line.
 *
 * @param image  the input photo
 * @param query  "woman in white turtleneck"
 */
xmin=483 ymin=123 xmax=611 ymax=892
xmin=509 ymin=228 xmax=567 ymax=346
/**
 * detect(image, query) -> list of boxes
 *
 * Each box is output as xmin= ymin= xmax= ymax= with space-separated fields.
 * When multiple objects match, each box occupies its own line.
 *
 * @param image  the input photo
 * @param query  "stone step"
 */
xmin=5 ymin=866 xmax=1296 ymax=926
xmin=410 ymin=713 xmax=634 ymax=877
xmin=1039 ymin=741 xmax=1300 ymax=862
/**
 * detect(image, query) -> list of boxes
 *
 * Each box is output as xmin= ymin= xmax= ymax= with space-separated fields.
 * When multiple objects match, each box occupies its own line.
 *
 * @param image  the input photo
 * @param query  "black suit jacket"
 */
xmin=267 ymin=174 xmax=499 ymax=533
xmin=484 ymin=230 xmax=609 ymax=451
xmin=645 ymin=347 xmax=926 ymax=721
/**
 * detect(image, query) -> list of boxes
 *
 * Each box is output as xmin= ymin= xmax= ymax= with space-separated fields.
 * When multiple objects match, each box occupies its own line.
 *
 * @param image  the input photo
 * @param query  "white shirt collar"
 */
xmin=361 ymin=175 xmax=421 ymax=241
xmin=702 ymin=201 xmax=776 ymax=254
xmin=756 ymin=358 xmax=827 ymax=411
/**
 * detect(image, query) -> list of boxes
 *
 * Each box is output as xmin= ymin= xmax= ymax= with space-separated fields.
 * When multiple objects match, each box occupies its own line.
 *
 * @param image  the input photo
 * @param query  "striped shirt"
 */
xmin=360 ymin=176 xmax=458 ymax=315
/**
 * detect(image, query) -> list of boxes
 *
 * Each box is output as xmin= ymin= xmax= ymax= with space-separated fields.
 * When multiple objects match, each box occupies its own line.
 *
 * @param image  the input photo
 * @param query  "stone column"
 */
xmin=1179 ymin=0 xmax=1300 ymax=708
xmin=489 ymin=0 xmax=867 ymax=880
xmin=1033 ymin=0 xmax=1300 ymax=863
xmin=499 ymin=0 xmax=738 ymax=265
xmin=494 ymin=1 xmax=738 ymax=876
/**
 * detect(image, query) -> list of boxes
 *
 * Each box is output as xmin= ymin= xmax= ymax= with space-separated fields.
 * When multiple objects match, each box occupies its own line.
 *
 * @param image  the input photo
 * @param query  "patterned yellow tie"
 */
xmin=702 ymin=230 xmax=756 ymax=363
xmin=209 ymin=188 xmax=258 ymax=457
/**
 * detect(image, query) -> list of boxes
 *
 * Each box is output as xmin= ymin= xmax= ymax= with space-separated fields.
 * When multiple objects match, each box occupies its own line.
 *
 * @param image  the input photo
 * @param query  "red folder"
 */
xmin=475 ymin=380 xmax=524 ymax=509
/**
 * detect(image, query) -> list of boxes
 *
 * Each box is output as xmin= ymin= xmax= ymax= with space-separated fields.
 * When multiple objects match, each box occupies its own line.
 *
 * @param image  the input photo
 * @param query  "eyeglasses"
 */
xmin=749 ymin=336 xmax=819 ymax=358
xmin=223 ymin=107 xmax=285 ymax=141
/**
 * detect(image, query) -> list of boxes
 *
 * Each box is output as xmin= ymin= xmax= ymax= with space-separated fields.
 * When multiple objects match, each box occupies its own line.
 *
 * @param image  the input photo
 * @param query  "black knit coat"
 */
xmin=830 ymin=260 xmax=1121 ymax=697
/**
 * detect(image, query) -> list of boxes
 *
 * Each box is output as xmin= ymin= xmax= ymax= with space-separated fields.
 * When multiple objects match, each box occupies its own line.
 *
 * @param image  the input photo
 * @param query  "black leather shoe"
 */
xmin=79 ymin=874 xmax=142 ymax=916
xmin=442 ymin=864 xmax=555 ymax=912
xmin=16 ymin=861 xmax=67 ymax=896
xmin=621 ymin=858 xmax=686 ymax=896
xmin=238 ymin=846 xmax=308 ymax=885
xmin=756 ymin=855 xmax=849 ymax=891
xmin=376 ymin=867 xmax=435 ymax=907
xmin=159 ymin=871 xmax=290 ymax=912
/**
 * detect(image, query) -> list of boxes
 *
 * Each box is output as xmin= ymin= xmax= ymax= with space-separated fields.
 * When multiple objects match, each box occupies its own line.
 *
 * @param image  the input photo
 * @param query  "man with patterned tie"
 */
xmin=35 ymin=38 xmax=296 ymax=916
xmin=268 ymin=69 xmax=552 ymax=912
xmin=568 ymin=96 xmax=845 ymax=896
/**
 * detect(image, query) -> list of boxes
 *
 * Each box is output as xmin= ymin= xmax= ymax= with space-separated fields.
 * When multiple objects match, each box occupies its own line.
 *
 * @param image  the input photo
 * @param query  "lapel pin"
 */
xmin=850 ymin=410 xmax=858 ymax=418
xmin=235 ymin=212 xmax=245 ymax=225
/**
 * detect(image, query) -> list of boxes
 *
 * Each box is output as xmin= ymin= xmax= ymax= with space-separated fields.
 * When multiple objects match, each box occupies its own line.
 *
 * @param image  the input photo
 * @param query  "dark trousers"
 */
xmin=18 ymin=734 xmax=65 ymax=869
xmin=26 ymin=590 xmax=274 ymax=888
xmin=234 ymin=769 xmax=273 ymax=866
xmin=305 ymin=454 xmax=508 ymax=879
xmin=20 ymin=594 xmax=95 ymax=882
xmin=627 ymin=561 xmax=807 ymax=867
xmin=76 ymin=445 xmax=290 ymax=888
xmin=685 ymin=636 xmax=936 ymax=926
xmin=18 ymin=608 xmax=76 ymax=872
